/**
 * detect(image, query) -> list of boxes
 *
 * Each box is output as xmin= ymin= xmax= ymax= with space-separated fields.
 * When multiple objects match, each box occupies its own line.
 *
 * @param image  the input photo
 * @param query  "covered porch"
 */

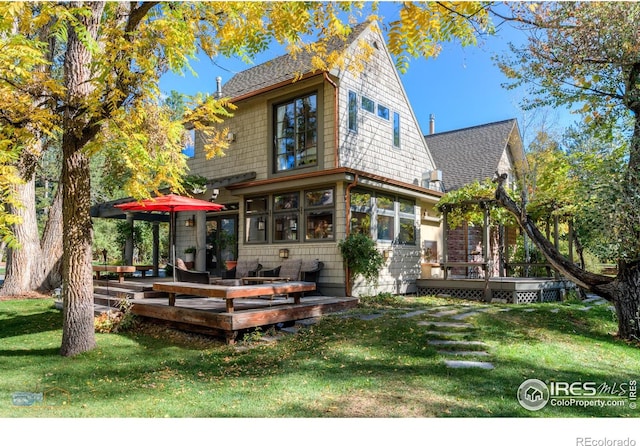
xmin=420 ymin=198 xmax=578 ymax=303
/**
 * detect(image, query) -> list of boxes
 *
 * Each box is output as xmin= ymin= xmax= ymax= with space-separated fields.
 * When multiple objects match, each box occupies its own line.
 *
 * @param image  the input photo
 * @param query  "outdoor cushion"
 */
xmin=301 ymin=259 xmax=319 ymax=273
xmin=176 ymin=258 xmax=188 ymax=270
xmin=235 ymin=258 xmax=259 ymax=278
xmin=278 ymin=258 xmax=302 ymax=280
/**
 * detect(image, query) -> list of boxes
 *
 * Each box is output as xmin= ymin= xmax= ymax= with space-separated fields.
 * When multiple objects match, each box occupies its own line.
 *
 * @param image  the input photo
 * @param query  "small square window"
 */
xmin=377 ymin=104 xmax=389 ymax=120
xmin=361 ymin=96 xmax=375 ymax=113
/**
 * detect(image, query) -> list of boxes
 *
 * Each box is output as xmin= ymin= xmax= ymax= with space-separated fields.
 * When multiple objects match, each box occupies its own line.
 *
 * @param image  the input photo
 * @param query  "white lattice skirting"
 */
xmin=417 ymin=287 xmax=564 ymax=304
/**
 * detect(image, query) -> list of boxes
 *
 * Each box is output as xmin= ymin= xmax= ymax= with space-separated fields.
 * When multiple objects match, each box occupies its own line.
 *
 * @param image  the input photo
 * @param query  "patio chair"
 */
xmin=262 ymin=258 xmax=323 ymax=295
xmin=170 ymin=258 xmax=211 ymax=284
xmin=261 ymin=258 xmax=302 ymax=280
xmin=300 ymin=259 xmax=324 ymax=284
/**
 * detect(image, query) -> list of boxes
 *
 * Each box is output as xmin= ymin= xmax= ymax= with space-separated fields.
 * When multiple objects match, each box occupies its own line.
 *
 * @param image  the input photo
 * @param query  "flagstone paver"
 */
xmin=445 ymin=360 xmax=494 ymax=370
xmin=397 ymin=310 xmax=429 ymax=318
xmin=430 ymin=309 xmax=462 ymax=318
xmin=452 ymin=311 xmax=481 ymax=320
xmin=418 ymin=321 xmax=474 ymax=328
xmin=427 ymin=340 xmax=488 ymax=347
xmin=438 ymin=350 xmax=491 ymax=357
xmin=424 ymin=331 xmax=470 ymax=337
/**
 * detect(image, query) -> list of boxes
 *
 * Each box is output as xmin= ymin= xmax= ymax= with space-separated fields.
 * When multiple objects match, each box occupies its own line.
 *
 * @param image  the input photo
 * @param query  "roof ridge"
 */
xmin=221 ymin=21 xmax=374 ymax=99
xmin=424 ymin=118 xmax=517 ymax=138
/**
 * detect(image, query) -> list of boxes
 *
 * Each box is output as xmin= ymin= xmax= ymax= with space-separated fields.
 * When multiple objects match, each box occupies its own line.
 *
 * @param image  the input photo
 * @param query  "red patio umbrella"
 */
xmin=115 ymin=194 xmax=224 ymax=281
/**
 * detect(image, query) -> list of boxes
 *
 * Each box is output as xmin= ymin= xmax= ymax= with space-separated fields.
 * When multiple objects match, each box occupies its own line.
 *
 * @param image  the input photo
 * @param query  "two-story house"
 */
xmin=180 ymin=21 xmax=443 ymax=296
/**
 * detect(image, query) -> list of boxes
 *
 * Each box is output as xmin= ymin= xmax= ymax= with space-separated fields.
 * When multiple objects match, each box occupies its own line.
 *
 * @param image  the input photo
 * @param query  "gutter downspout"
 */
xmin=344 ymin=173 xmax=359 ymax=297
xmin=323 ymin=72 xmax=339 ymax=169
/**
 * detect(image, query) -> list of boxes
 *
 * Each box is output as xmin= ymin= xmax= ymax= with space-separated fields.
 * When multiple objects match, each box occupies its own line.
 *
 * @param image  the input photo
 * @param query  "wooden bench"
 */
xmin=152 ymin=281 xmax=316 ymax=312
xmin=93 ymin=265 xmax=136 ymax=283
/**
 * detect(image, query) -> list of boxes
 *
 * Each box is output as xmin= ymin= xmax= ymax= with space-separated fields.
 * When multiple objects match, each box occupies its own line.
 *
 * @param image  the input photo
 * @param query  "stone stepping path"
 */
xmin=421 ymin=305 xmax=494 ymax=370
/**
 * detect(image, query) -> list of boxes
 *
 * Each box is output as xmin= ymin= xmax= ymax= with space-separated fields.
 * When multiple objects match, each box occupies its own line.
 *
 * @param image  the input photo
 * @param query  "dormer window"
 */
xmin=274 ymin=93 xmax=318 ymax=172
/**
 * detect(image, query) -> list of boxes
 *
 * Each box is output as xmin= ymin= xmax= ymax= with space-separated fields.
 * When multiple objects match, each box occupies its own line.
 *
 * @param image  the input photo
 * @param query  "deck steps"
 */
xmin=93 ymin=280 xmax=155 ymax=292
xmin=93 ymin=285 xmax=167 ymax=300
xmin=94 ymin=293 xmax=129 ymax=309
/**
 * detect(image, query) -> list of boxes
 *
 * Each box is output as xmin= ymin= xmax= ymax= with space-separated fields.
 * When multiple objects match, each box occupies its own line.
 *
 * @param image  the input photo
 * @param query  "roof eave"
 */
xmin=227 ymin=71 xmax=327 ymax=103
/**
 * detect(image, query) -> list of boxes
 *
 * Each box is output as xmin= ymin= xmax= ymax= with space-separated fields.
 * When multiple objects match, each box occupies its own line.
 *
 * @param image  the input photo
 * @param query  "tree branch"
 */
xmin=125 ymin=1 xmax=159 ymax=35
xmin=493 ymin=173 xmax=613 ymax=292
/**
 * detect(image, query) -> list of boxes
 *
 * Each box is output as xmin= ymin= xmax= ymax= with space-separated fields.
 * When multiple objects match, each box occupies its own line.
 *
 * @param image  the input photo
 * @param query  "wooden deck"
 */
xmin=93 ymin=277 xmax=359 ymax=343
xmin=416 ymin=277 xmax=576 ymax=304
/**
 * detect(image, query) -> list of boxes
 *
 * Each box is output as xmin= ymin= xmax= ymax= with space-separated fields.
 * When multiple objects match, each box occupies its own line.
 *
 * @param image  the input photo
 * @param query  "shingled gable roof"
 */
xmin=424 ymin=119 xmax=523 ymax=192
xmin=221 ymin=21 xmax=372 ymax=100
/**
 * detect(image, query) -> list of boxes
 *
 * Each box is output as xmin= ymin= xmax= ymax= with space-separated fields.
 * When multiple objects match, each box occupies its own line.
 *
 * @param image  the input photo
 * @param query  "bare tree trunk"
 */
xmin=60 ymin=142 xmax=95 ymax=356
xmin=32 ymin=185 xmax=63 ymax=291
xmin=59 ymin=1 xmax=104 ymax=356
xmin=2 ymin=177 xmax=40 ymax=296
xmin=0 ymin=146 xmax=63 ymax=296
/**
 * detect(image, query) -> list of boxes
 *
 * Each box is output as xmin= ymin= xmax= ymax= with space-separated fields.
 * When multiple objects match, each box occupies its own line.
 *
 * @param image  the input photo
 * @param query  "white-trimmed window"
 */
xmin=349 ymin=189 xmax=416 ymax=244
xmin=393 ymin=112 xmax=400 ymax=148
xmin=361 ymin=96 xmax=375 ymax=113
xmin=348 ymin=91 xmax=358 ymax=132
xmin=377 ymin=104 xmax=389 ymax=120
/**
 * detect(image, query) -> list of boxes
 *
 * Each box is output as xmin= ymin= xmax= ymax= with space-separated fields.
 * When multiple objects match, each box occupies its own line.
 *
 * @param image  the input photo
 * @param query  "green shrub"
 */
xmin=338 ymin=232 xmax=384 ymax=285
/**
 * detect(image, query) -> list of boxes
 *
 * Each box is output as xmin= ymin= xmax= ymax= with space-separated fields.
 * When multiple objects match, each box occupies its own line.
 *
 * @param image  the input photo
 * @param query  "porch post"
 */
xmin=482 ymin=204 xmax=490 ymax=277
xmin=124 ymin=212 xmax=134 ymax=265
xmin=442 ymin=205 xmax=449 ymax=280
xmin=195 ymin=211 xmax=207 ymax=271
xmin=152 ymin=221 xmax=159 ymax=277
xmin=553 ymin=214 xmax=560 ymax=279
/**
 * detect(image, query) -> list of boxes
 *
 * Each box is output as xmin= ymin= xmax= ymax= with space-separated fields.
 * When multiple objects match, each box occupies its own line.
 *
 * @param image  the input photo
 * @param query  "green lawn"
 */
xmin=0 ymin=294 xmax=638 ymax=418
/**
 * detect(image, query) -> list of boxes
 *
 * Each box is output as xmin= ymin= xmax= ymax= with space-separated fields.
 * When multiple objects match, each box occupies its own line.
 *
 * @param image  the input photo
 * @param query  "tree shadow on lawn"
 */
xmin=472 ymin=304 xmax=628 ymax=349
xmin=0 ymin=347 xmax=60 ymax=357
xmin=0 ymin=306 xmax=62 ymax=339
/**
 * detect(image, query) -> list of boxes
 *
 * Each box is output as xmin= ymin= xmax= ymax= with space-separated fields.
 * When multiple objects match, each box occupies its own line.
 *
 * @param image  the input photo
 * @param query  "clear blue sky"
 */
xmin=159 ymin=3 xmax=576 ymax=143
